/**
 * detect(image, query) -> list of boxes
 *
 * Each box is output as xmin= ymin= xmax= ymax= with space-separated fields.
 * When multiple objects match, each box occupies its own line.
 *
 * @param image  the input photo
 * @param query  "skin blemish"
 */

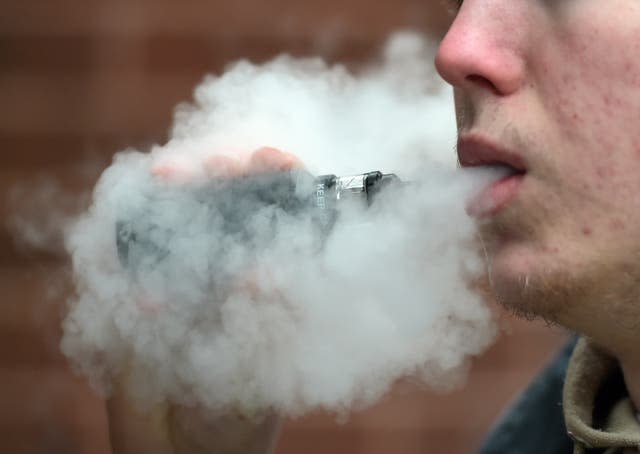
xmin=581 ymin=226 xmax=593 ymax=236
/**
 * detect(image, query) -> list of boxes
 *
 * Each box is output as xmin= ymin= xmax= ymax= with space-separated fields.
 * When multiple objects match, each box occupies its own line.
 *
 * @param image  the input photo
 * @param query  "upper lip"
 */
xmin=457 ymin=134 xmax=527 ymax=172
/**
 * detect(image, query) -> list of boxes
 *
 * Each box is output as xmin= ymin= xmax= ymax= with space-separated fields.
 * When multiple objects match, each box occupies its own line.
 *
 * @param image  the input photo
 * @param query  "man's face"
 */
xmin=435 ymin=0 xmax=640 ymax=328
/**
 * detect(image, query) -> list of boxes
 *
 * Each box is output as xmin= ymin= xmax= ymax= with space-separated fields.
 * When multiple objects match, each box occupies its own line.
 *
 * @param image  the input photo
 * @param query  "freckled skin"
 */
xmin=436 ymin=0 xmax=640 ymax=358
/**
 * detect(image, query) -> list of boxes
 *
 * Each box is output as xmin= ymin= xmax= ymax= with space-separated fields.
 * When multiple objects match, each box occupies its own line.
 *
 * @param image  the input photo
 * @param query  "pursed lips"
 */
xmin=457 ymin=134 xmax=527 ymax=218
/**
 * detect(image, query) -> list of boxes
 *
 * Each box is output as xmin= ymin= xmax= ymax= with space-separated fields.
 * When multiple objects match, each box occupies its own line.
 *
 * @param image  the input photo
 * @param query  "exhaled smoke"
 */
xmin=61 ymin=31 xmax=499 ymax=417
xmin=7 ymin=176 xmax=88 ymax=256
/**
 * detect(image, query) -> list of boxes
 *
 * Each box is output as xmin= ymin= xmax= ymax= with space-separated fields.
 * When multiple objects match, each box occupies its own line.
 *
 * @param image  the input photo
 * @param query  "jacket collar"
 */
xmin=563 ymin=338 xmax=640 ymax=451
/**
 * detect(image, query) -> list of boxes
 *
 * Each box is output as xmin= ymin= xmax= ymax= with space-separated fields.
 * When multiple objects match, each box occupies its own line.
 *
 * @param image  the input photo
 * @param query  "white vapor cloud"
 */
xmin=61 ymin=31 xmax=499 ymax=418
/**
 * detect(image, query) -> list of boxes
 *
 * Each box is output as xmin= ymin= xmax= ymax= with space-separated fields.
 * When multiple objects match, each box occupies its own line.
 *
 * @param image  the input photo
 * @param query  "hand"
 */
xmin=151 ymin=146 xmax=304 ymax=181
xmin=107 ymin=146 xmax=302 ymax=454
xmin=107 ymin=392 xmax=281 ymax=454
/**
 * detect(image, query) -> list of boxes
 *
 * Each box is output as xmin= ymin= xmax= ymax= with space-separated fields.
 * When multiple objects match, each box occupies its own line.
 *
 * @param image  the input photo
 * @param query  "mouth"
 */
xmin=457 ymin=134 xmax=527 ymax=218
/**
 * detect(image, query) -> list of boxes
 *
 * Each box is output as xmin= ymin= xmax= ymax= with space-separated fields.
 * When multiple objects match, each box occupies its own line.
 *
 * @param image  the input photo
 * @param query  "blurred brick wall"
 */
xmin=0 ymin=1 xmax=568 ymax=453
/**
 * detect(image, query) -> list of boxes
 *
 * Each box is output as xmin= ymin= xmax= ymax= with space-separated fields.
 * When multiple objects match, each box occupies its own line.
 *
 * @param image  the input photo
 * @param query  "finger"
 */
xmin=202 ymin=155 xmax=244 ymax=178
xmin=151 ymin=157 xmax=200 ymax=184
xmin=247 ymin=147 xmax=304 ymax=174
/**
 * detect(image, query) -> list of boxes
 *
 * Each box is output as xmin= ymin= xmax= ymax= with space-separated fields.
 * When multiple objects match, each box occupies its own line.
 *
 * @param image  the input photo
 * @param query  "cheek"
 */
xmin=540 ymin=62 xmax=640 ymax=215
xmin=539 ymin=22 xmax=640 ymax=151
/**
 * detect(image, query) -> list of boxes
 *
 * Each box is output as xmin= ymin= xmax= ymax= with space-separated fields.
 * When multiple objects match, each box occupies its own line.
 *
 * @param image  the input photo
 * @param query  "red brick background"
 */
xmin=0 ymin=1 xmax=568 ymax=453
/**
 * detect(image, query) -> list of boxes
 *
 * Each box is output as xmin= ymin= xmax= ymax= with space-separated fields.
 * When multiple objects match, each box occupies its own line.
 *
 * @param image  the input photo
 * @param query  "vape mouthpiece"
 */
xmin=315 ymin=171 xmax=402 ymax=209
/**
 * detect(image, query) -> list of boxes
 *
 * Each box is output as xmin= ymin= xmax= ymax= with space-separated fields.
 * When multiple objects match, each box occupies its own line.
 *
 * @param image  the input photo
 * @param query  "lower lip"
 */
xmin=466 ymin=173 xmax=525 ymax=218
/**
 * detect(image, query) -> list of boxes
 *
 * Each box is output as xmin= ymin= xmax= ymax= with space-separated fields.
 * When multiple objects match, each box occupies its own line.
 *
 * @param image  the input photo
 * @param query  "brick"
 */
xmin=0 ymin=35 xmax=95 ymax=72
xmin=0 ymin=166 xmax=97 ymax=264
xmin=0 ymin=265 xmax=72 ymax=364
xmin=1 ymin=0 xmax=451 ymax=38
xmin=0 ymin=70 xmax=195 ymax=136
xmin=0 ymin=365 xmax=110 ymax=454
xmin=276 ymin=427 xmax=481 ymax=454
xmin=0 ymin=133 xmax=140 ymax=168
xmin=0 ymin=34 xmax=378 ymax=73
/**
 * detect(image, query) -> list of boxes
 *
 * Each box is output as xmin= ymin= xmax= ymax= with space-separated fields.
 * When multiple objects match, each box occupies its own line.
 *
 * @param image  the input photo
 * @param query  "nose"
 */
xmin=435 ymin=2 xmax=526 ymax=96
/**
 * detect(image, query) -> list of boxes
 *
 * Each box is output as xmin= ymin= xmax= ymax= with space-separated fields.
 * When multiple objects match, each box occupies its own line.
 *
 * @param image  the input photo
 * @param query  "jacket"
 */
xmin=479 ymin=337 xmax=640 ymax=453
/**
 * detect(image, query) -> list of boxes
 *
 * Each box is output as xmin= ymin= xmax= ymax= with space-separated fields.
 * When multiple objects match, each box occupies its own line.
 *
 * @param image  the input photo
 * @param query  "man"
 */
xmin=109 ymin=0 xmax=640 ymax=452
xmin=436 ymin=0 xmax=640 ymax=452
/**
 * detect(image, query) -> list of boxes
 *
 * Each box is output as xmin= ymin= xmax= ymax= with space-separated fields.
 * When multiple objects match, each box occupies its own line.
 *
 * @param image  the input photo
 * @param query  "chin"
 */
xmin=475 ymin=206 xmax=589 ymax=323
xmin=486 ymin=241 xmax=538 ymax=287
xmin=483 ymin=244 xmax=572 ymax=323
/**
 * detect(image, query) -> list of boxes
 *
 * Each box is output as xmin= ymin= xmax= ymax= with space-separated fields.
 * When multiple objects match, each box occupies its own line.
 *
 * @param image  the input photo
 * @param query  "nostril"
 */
xmin=466 ymin=75 xmax=500 ymax=95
